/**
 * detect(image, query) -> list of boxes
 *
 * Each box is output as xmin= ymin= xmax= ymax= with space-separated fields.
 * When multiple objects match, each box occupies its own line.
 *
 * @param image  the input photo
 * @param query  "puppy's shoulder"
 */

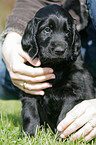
xmin=70 ymin=55 xmax=93 ymax=88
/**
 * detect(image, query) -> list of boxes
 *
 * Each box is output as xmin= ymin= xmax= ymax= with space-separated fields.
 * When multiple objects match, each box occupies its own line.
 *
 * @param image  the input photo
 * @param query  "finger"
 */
xmin=30 ymin=57 xmax=41 ymax=66
xmin=15 ymin=84 xmax=44 ymax=95
xmin=14 ymin=81 xmax=52 ymax=91
xmin=11 ymin=73 xmax=55 ymax=83
xmin=57 ymin=104 xmax=85 ymax=132
xmin=18 ymin=46 xmax=41 ymax=66
xmin=84 ymin=127 xmax=96 ymax=142
xmin=71 ymin=120 xmax=96 ymax=140
xmin=66 ymin=101 xmax=85 ymax=117
xmin=60 ymin=113 xmax=90 ymax=138
xmin=12 ymin=63 xmax=54 ymax=76
xmin=19 ymin=46 xmax=41 ymax=66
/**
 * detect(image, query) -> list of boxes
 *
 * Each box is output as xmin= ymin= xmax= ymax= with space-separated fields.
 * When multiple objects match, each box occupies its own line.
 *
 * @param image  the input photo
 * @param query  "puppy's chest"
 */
xmin=43 ymin=66 xmax=89 ymax=101
xmin=44 ymin=70 xmax=78 ymax=100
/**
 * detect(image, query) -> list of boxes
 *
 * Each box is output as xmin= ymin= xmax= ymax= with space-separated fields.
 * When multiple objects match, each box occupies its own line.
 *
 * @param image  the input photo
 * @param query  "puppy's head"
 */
xmin=21 ymin=4 xmax=81 ymax=65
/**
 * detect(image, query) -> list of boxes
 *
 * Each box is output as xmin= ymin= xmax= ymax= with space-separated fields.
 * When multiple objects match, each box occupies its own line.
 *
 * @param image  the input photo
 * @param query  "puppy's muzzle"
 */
xmin=49 ymin=42 xmax=66 ymax=56
xmin=54 ymin=46 xmax=65 ymax=55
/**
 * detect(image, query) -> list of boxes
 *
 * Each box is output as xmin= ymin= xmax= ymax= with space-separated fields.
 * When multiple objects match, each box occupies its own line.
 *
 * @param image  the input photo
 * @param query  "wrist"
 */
xmin=1 ymin=32 xmax=22 ymax=53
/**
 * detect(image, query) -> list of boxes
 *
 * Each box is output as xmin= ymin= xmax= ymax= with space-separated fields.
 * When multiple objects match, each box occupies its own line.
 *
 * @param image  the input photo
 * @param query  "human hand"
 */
xmin=1 ymin=32 xmax=55 ymax=95
xmin=57 ymin=99 xmax=96 ymax=142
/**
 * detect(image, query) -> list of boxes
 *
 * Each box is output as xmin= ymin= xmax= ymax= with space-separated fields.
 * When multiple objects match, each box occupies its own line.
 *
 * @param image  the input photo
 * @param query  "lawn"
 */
xmin=0 ymin=0 xmax=16 ymax=34
xmin=0 ymin=100 xmax=95 ymax=145
xmin=0 ymin=0 xmax=95 ymax=144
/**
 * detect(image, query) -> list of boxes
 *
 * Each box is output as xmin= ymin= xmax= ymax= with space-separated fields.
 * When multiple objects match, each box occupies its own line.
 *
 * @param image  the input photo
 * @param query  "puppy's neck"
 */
xmin=40 ymin=57 xmax=71 ymax=70
xmin=45 ymin=61 xmax=72 ymax=86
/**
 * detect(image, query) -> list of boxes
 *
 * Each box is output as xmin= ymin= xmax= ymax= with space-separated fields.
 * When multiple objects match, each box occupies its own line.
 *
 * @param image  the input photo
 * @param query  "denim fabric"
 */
xmin=80 ymin=0 xmax=96 ymax=87
xmin=87 ymin=0 xmax=96 ymax=30
xmin=0 ymin=42 xmax=20 ymax=100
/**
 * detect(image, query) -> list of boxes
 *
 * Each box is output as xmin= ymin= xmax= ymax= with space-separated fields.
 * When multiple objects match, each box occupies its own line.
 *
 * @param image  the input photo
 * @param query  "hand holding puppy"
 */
xmin=1 ymin=32 xmax=55 ymax=95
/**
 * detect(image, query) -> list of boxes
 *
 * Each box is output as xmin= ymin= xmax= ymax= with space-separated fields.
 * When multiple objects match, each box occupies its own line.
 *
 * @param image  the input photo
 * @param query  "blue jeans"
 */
xmin=0 ymin=42 xmax=20 ymax=100
xmin=87 ymin=0 xmax=96 ymax=29
xmin=81 ymin=0 xmax=96 ymax=87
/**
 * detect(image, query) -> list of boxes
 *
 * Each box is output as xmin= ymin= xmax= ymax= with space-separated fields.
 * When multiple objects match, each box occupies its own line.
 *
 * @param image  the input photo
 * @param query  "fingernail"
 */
xmin=60 ymin=134 xmax=66 ymax=138
xmin=51 ymin=75 xmax=55 ymax=79
xmin=48 ymin=84 xmax=52 ymax=87
xmin=57 ymin=125 xmax=63 ymax=131
xmin=36 ymin=61 xmax=41 ymax=66
xmin=49 ymin=69 xmax=54 ymax=73
xmin=33 ymin=58 xmax=41 ymax=66
xmin=40 ymin=91 xmax=45 ymax=96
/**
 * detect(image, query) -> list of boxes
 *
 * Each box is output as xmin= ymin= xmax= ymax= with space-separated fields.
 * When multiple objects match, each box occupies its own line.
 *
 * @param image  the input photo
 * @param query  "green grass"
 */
xmin=0 ymin=0 xmax=15 ymax=34
xmin=0 ymin=100 xmax=95 ymax=145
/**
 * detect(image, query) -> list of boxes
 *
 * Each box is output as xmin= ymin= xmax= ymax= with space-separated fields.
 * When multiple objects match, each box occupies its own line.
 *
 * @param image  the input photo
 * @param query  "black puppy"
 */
xmin=21 ymin=4 xmax=95 ymax=136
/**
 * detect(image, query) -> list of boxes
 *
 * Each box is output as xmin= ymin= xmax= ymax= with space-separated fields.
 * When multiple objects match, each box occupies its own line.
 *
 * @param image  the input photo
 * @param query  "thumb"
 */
xmin=30 ymin=57 xmax=41 ymax=66
xmin=19 ymin=48 xmax=41 ymax=66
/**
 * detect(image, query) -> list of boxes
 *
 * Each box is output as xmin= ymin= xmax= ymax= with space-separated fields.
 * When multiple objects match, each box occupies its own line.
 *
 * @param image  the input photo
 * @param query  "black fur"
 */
xmin=21 ymin=4 xmax=95 ymax=136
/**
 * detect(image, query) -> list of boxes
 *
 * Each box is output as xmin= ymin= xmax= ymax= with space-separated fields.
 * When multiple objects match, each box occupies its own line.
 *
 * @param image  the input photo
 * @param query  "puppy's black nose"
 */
xmin=50 ymin=42 xmax=65 ymax=56
xmin=54 ymin=47 xmax=64 ymax=55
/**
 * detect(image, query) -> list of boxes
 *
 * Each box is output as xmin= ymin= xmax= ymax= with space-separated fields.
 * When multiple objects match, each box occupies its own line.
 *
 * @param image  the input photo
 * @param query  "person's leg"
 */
xmin=80 ymin=22 xmax=96 ymax=87
xmin=87 ymin=0 xmax=96 ymax=30
xmin=0 ymin=41 xmax=20 ymax=100
xmin=80 ymin=0 xmax=96 ymax=87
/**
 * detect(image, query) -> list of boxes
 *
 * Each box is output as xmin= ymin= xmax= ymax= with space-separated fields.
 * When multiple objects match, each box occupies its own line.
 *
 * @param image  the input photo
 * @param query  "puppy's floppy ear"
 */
xmin=21 ymin=18 xmax=40 ymax=59
xmin=71 ymin=20 xmax=81 ymax=61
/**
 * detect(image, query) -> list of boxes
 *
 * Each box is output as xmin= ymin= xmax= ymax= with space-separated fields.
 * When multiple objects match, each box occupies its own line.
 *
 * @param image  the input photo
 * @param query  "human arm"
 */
xmin=1 ymin=32 xmax=55 ymax=95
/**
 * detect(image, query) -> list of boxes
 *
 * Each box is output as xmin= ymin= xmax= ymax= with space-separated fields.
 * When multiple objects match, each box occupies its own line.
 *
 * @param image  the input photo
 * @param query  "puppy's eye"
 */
xmin=43 ymin=27 xmax=51 ymax=33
